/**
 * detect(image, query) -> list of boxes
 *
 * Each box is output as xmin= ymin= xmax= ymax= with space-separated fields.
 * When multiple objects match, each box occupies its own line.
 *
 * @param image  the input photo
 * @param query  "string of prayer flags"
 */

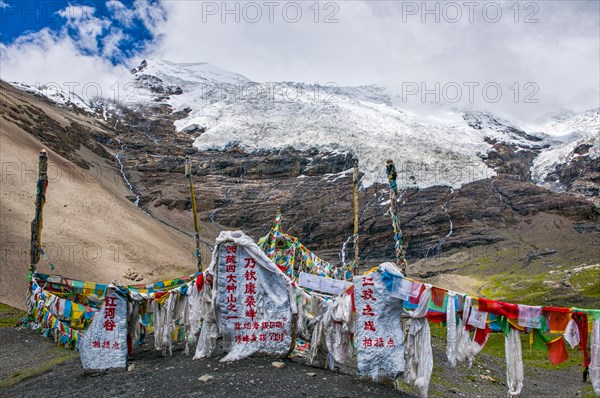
xmin=23 ymin=228 xmax=600 ymax=398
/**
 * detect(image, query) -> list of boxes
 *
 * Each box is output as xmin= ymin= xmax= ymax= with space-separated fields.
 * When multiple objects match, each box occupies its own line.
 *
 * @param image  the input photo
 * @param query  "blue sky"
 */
xmin=0 ymin=0 xmax=160 ymax=62
xmin=0 ymin=1 xmax=598 ymax=122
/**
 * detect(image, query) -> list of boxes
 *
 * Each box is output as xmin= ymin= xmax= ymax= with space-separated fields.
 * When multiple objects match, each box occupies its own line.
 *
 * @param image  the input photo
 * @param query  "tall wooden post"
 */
xmin=386 ymin=160 xmax=407 ymax=276
xmin=185 ymin=156 xmax=202 ymax=271
xmin=30 ymin=149 xmax=48 ymax=277
xmin=353 ymin=159 xmax=359 ymax=276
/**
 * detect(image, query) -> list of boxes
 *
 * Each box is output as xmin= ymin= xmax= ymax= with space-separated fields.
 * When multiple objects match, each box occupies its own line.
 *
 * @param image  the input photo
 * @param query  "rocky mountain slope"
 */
xmin=3 ymin=59 xmax=599 ymax=306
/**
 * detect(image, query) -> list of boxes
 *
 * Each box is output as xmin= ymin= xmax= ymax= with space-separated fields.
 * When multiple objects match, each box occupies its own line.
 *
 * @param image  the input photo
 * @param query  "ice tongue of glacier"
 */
xmin=127 ymin=60 xmax=598 ymax=189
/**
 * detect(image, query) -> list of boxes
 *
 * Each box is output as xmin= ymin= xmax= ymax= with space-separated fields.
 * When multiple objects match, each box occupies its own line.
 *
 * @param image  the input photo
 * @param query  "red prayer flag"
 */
xmin=573 ymin=312 xmax=590 ymax=367
xmin=195 ymin=274 xmax=204 ymax=291
xmin=474 ymin=323 xmax=491 ymax=346
xmin=546 ymin=336 xmax=569 ymax=365
xmin=478 ymin=298 xmax=519 ymax=319
xmin=543 ymin=306 xmax=571 ymax=333
xmin=154 ymin=291 xmax=168 ymax=302
xmin=431 ymin=287 xmax=447 ymax=308
xmin=426 ymin=311 xmax=446 ymax=323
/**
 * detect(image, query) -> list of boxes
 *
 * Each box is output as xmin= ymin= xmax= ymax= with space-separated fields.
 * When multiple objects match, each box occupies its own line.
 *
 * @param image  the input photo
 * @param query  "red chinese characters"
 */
xmin=103 ymin=296 xmax=117 ymax=331
xmin=224 ymin=245 xmax=239 ymax=319
xmin=364 ymin=320 xmax=377 ymax=332
xmin=362 ymin=304 xmax=375 ymax=317
xmin=92 ymin=340 xmax=120 ymax=350
xmin=243 ymin=256 xmax=257 ymax=321
xmin=358 ymin=276 xmax=395 ymax=350
xmin=360 ymin=288 xmax=377 ymax=302
xmin=225 ymin=248 xmax=288 ymax=347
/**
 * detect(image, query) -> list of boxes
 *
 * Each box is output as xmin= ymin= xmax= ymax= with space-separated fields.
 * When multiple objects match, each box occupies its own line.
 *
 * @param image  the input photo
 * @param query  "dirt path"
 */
xmin=0 ymin=305 xmax=596 ymax=398
xmin=0 ymin=328 xmax=412 ymax=398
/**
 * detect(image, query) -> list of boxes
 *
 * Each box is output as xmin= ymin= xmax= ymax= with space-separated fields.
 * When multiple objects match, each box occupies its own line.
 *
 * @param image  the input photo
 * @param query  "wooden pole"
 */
xmin=185 ymin=156 xmax=202 ymax=271
xmin=30 ymin=149 xmax=48 ymax=276
xmin=386 ymin=159 xmax=407 ymax=276
xmin=353 ymin=159 xmax=359 ymax=276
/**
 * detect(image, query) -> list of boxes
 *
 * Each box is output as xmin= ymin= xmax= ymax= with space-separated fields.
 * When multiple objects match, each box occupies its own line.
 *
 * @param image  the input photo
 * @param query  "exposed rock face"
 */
xmin=65 ymin=87 xmax=590 ymax=275
xmin=109 ymin=103 xmax=598 ymax=268
xmin=552 ymin=150 xmax=600 ymax=202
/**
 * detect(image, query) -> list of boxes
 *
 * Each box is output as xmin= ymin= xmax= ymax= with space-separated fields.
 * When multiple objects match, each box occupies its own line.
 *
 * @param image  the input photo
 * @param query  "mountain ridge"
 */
xmin=9 ymin=59 xmax=598 ymax=195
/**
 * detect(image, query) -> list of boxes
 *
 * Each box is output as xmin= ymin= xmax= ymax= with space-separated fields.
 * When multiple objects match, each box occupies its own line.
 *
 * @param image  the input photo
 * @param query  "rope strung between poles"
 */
xmin=185 ymin=156 xmax=202 ymax=271
xmin=385 ymin=159 xmax=407 ymax=276
xmin=30 ymin=149 xmax=48 ymax=278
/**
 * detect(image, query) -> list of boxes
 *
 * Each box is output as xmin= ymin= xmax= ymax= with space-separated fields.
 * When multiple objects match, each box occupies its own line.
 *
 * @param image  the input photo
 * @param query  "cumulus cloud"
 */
xmin=133 ymin=0 xmax=167 ymax=37
xmin=56 ymin=5 xmax=110 ymax=54
xmin=101 ymin=27 xmax=126 ymax=59
xmin=106 ymin=0 xmax=136 ymax=27
xmin=0 ymin=2 xmax=136 ymax=103
xmin=147 ymin=0 xmax=599 ymax=122
xmin=0 ymin=0 xmax=598 ymax=123
xmin=0 ymin=25 xmax=131 ymax=103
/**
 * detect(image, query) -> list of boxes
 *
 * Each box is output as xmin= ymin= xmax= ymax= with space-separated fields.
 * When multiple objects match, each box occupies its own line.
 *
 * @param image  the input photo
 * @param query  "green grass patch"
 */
xmin=450 ymin=242 xmax=598 ymax=305
xmin=0 ymin=303 xmax=25 ymax=328
xmin=0 ymin=347 xmax=77 ymax=389
xmin=430 ymin=321 xmax=582 ymax=371
xmin=477 ymin=331 xmax=582 ymax=371
xmin=581 ymin=385 xmax=598 ymax=398
xmin=569 ymin=268 xmax=600 ymax=298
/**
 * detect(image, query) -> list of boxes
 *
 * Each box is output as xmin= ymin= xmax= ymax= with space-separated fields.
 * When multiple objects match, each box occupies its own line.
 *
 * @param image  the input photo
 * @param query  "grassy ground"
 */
xmin=449 ymin=241 xmax=600 ymax=307
xmin=0 ymin=302 xmax=78 ymax=390
xmin=405 ymin=322 xmax=594 ymax=397
xmin=0 ymin=347 xmax=77 ymax=389
xmin=0 ymin=303 xmax=24 ymax=328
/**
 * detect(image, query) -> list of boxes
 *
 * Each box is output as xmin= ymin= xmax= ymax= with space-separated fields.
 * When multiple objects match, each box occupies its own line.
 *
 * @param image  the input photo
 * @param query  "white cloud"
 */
xmin=1 ymin=0 xmax=597 ymax=124
xmin=133 ymin=0 xmax=167 ymax=37
xmin=0 ymin=3 xmax=134 ymax=104
xmin=101 ymin=27 xmax=126 ymax=59
xmin=56 ymin=5 xmax=109 ymax=54
xmin=0 ymin=27 xmax=132 ymax=103
xmin=107 ymin=0 xmax=137 ymax=28
xmin=146 ymin=0 xmax=599 ymax=122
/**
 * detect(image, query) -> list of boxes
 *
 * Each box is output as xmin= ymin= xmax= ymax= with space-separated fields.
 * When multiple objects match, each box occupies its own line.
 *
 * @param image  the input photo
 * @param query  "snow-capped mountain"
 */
xmin=9 ymin=81 xmax=96 ymax=113
xmin=128 ymin=59 xmax=576 ymax=189
xmin=8 ymin=59 xmax=598 ymax=194
xmin=8 ymin=81 xmax=122 ymax=122
xmin=530 ymin=111 xmax=599 ymax=184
